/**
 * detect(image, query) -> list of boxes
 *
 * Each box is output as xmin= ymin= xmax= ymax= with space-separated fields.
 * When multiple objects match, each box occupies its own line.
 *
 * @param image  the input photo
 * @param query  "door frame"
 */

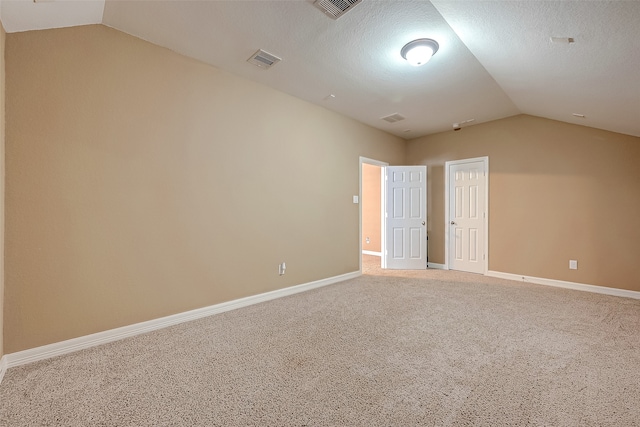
xmin=444 ymin=156 xmax=489 ymax=273
xmin=359 ymin=157 xmax=388 ymax=273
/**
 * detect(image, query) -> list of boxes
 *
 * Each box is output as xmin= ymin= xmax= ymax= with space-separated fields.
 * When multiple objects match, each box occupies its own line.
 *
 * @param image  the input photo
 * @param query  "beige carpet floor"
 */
xmin=1 ymin=255 xmax=639 ymax=426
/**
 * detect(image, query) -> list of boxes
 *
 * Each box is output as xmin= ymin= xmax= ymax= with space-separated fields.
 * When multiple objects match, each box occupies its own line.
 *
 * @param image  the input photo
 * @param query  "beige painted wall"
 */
xmin=362 ymin=163 xmax=381 ymax=253
xmin=4 ymin=25 xmax=405 ymax=353
xmin=0 ymin=24 xmax=5 ymax=359
xmin=406 ymin=114 xmax=640 ymax=292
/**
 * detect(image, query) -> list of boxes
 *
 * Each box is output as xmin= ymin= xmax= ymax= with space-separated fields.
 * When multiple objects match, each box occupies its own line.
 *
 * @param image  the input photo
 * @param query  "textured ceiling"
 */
xmin=431 ymin=0 xmax=640 ymax=139
xmin=1 ymin=0 xmax=638 ymax=139
xmin=0 ymin=0 xmax=104 ymax=32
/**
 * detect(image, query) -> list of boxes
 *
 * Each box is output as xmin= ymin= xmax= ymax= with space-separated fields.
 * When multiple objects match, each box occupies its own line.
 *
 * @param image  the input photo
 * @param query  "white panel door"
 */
xmin=385 ymin=166 xmax=427 ymax=270
xmin=448 ymin=160 xmax=486 ymax=274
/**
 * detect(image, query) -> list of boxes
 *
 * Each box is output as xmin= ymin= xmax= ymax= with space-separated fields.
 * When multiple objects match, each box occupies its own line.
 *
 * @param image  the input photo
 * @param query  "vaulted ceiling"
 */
xmin=2 ymin=0 xmax=639 ymax=139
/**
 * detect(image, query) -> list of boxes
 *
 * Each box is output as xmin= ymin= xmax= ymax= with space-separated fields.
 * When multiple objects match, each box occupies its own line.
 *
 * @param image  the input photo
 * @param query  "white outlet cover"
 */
xmin=569 ymin=260 xmax=578 ymax=270
xmin=353 ymin=195 xmax=359 ymax=203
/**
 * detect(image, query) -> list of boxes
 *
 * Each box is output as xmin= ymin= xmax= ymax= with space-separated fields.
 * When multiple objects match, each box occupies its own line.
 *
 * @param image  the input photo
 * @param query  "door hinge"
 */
xmin=483 ymin=254 xmax=486 ymax=260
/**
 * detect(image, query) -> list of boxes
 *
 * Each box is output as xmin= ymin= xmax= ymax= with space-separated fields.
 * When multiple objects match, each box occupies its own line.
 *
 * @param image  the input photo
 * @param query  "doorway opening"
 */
xmin=359 ymin=158 xmax=428 ymax=272
xmin=359 ymin=157 xmax=387 ymax=273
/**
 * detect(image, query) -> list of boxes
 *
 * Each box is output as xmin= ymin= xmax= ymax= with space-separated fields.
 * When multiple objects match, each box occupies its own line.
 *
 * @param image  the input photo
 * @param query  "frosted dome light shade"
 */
xmin=405 ymin=45 xmax=434 ymax=66
xmin=401 ymin=38 xmax=439 ymax=66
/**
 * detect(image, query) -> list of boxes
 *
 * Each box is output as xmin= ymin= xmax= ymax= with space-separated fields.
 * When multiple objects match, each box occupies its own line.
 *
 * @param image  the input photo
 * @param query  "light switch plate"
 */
xmin=353 ymin=195 xmax=359 ymax=203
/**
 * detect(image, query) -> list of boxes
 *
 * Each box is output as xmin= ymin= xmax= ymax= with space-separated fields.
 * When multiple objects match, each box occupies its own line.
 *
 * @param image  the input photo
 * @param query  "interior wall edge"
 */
xmin=0 ymin=17 xmax=6 ymax=362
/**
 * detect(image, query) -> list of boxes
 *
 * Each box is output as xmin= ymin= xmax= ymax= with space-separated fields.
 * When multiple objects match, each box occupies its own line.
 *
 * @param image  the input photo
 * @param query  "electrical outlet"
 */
xmin=569 ymin=260 xmax=578 ymax=270
xmin=366 ymin=237 xmax=370 ymax=244
xmin=279 ymin=262 xmax=286 ymax=276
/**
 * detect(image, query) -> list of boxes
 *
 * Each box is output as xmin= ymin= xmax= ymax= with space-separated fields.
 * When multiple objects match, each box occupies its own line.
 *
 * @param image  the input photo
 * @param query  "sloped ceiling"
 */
xmin=1 ymin=0 xmax=638 ymax=139
xmin=1 ymin=0 xmax=103 ymax=32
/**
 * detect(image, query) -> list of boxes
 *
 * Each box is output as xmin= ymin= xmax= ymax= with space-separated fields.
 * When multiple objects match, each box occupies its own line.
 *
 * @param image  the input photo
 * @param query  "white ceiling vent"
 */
xmin=247 ymin=49 xmax=282 ymax=69
xmin=313 ymin=0 xmax=362 ymax=20
xmin=381 ymin=113 xmax=406 ymax=123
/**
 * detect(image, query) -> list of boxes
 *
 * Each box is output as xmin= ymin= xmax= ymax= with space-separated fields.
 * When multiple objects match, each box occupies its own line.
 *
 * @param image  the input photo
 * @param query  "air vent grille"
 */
xmin=247 ymin=49 xmax=282 ymax=70
xmin=381 ymin=113 xmax=406 ymax=123
xmin=313 ymin=0 xmax=362 ymax=19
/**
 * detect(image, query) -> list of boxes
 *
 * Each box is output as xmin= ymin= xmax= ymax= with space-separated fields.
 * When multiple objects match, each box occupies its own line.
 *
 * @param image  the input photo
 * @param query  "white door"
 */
xmin=385 ymin=166 xmax=427 ymax=270
xmin=447 ymin=159 xmax=487 ymax=274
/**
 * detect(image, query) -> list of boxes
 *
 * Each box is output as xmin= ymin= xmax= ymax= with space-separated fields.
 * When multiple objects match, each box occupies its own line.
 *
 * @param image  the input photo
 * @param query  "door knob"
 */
xmin=450 ymin=221 xmax=456 ymax=225
xmin=422 ymin=221 xmax=425 ymax=225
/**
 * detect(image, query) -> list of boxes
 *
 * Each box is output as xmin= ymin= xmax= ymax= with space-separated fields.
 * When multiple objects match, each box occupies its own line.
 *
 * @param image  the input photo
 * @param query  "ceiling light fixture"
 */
xmin=401 ymin=38 xmax=439 ymax=66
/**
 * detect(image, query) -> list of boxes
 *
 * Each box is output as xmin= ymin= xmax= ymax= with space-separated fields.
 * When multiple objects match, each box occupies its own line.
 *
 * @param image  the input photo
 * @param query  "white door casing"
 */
xmin=385 ymin=166 xmax=427 ymax=270
xmin=445 ymin=158 xmax=488 ymax=274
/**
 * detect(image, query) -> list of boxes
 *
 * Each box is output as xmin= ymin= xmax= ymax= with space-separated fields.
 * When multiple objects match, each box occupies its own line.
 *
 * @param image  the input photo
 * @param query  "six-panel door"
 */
xmin=449 ymin=161 xmax=486 ymax=274
xmin=386 ymin=166 xmax=427 ymax=270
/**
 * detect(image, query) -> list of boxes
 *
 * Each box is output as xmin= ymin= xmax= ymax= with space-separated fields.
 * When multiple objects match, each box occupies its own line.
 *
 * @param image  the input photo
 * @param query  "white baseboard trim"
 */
xmin=427 ymin=263 xmax=446 ymax=270
xmin=4 ymin=271 xmax=361 ymax=372
xmin=486 ymin=270 xmax=640 ymax=300
xmin=0 ymin=355 xmax=7 ymax=384
xmin=362 ymin=250 xmax=381 ymax=256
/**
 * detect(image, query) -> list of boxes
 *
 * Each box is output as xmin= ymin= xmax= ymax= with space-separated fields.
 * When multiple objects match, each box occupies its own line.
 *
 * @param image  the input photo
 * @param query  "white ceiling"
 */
xmin=2 ymin=0 xmax=639 ymax=139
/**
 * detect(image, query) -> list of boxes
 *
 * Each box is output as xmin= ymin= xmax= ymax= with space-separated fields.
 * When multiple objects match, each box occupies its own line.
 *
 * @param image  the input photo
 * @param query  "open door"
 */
xmin=385 ymin=166 xmax=427 ymax=270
